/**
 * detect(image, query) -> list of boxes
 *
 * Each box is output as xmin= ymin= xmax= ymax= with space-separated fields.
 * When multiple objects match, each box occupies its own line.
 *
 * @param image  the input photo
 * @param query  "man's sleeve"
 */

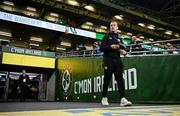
xmin=100 ymin=35 xmax=112 ymax=52
xmin=27 ymin=75 xmax=31 ymax=82
xmin=19 ymin=75 xmax=21 ymax=80
xmin=19 ymin=75 xmax=22 ymax=84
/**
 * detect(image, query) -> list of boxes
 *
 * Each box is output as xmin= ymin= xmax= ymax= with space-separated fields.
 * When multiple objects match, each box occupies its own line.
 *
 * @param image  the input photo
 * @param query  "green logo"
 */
xmin=60 ymin=68 xmax=72 ymax=100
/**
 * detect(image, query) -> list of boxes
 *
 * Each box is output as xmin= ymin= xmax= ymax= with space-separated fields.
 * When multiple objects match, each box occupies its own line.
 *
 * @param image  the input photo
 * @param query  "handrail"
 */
xmin=126 ymin=38 xmax=180 ymax=46
xmin=58 ymin=39 xmax=180 ymax=58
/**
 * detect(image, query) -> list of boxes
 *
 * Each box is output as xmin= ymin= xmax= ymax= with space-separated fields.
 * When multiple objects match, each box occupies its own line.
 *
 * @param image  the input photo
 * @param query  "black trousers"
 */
xmin=20 ymin=84 xmax=29 ymax=101
xmin=102 ymin=57 xmax=125 ymax=99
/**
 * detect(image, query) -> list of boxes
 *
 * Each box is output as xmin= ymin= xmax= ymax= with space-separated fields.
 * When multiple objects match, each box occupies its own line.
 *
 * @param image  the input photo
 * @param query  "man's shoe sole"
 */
xmin=120 ymin=103 xmax=132 ymax=107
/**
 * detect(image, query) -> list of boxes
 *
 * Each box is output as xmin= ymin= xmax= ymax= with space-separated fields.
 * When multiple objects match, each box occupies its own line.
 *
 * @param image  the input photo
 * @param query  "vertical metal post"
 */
xmin=5 ymin=72 xmax=9 ymax=101
xmin=150 ymin=43 xmax=153 ymax=55
xmin=129 ymin=45 xmax=132 ymax=55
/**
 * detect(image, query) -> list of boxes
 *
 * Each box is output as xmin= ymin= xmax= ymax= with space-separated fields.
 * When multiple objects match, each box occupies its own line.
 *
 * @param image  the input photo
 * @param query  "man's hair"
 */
xmin=132 ymin=36 xmax=137 ymax=39
xmin=110 ymin=19 xmax=118 ymax=24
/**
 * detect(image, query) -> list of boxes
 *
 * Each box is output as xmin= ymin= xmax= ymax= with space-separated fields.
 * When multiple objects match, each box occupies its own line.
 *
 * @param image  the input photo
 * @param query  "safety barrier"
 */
xmin=58 ymin=39 xmax=180 ymax=57
xmin=56 ymin=54 xmax=180 ymax=103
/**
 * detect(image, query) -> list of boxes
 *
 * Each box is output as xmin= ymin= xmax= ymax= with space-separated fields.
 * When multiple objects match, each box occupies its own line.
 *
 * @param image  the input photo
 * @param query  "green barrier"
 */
xmin=56 ymin=55 xmax=180 ymax=103
xmin=2 ymin=46 xmax=55 ymax=58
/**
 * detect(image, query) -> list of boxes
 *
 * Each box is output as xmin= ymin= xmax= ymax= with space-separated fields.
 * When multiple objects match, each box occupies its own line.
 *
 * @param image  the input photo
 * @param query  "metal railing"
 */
xmin=57 ymin=49 xmax=103 ymax=58
xmin=58 ymin=39 xmax=180 ymax=58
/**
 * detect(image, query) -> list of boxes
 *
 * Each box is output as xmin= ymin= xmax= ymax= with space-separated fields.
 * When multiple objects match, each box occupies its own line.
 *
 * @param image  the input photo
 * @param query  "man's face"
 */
xmin=110 ymin=21 xmax=118 ymax=33
xmin=22 ymin=70 xmax=26 ymax=75
xmin=132 ymin=36 xmax=137 ymax=42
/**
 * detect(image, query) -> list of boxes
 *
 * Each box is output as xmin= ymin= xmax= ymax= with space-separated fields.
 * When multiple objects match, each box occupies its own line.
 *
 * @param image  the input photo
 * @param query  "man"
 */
xmin=130 ymin=36 xmax=137 ymax=44
xmin=19 ymin=70 xmax=31 ymax=101
xmin=129 ymin=36 xmax=142 ymax=52
xmin=100 ymin=20 xmax=132 ymax=106
xmin=93 ymin=41 xmax=103 ymax=55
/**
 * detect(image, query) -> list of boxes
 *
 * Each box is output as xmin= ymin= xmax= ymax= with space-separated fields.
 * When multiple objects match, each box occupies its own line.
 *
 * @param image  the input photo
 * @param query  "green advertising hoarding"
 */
xmin=2 ymin=46 xmax=55 ymax=58
xmin=56 ymin=55 xmax=180 ymax=103
xmin=96 ymin=33 xmax=104 ymax=40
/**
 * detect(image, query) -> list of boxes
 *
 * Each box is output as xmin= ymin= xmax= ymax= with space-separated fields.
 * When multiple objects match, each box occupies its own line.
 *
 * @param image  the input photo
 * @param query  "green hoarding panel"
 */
xmin=2 ymin=45 xmax=55 ymax=58
xmin=56 ymin=55 xmax=180 ymax=103
xmin=96 ymin=33 xmax=104 ymax=40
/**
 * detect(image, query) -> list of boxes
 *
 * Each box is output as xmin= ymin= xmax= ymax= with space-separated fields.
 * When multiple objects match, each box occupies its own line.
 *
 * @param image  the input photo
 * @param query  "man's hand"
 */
xmin=120 ymin=50 xmax=127 ymax=56
xmin=111 ymin=44 xmax=120 ymax=49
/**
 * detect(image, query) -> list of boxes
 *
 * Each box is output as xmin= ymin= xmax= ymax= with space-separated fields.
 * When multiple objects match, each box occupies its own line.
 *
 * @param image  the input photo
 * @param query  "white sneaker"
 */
xmin=120 ymin=97 xmax=132 ymax=106
xmin=101 ymin=97 xmax=109 ymax=106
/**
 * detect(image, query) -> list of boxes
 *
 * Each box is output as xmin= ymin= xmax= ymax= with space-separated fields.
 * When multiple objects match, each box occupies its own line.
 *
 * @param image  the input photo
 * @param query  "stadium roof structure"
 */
xmin=0 ymin=0 xmax=180 ymax=51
